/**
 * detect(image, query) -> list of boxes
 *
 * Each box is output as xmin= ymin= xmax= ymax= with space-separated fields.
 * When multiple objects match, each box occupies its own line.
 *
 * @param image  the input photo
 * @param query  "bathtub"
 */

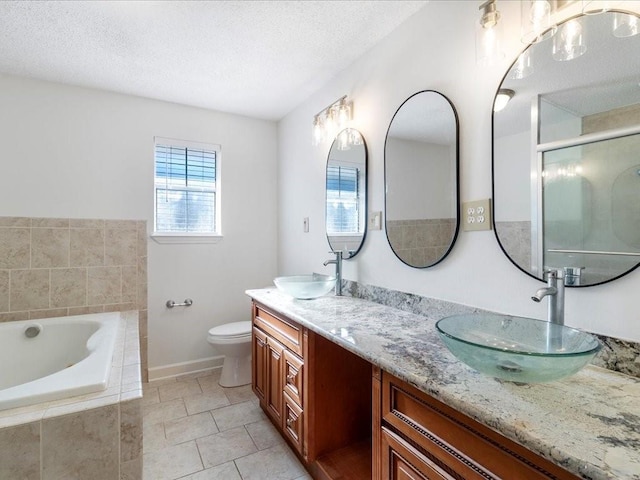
xmin=0 ymin=312 xmax=120 ymax=411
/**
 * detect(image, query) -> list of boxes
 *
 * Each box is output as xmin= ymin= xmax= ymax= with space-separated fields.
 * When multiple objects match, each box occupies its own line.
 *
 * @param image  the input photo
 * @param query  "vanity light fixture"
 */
xmin=613 ymin=12 xmax=639 ymax=38
xmin=552 ymin=17 xmax=587 ymax=61
xmin=494 ymin=89 xmax=514 ymax=112
xmin=520 ymin=0 xmax=557 ymax=44
xmin=581 ymin=0 xmax=611 ymax=14
xmin=312 ymin=96 xmax=353 ymax=146
xmin=510 ymin=50 xmax=534 ymax=79
xmin=476 ymin=0 xmax=504 ymax=66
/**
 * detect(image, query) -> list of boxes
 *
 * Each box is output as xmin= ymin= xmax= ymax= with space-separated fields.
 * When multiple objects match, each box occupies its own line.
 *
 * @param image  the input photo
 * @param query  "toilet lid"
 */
xmin=208 ymin=321 xmax=251 ymax=338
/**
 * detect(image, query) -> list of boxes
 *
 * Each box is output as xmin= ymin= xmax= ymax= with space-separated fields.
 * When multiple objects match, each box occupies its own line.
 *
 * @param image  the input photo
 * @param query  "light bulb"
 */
xmin=613 ymin=12 xmax=639 ymax=38
xmin=509 ymin=50 xmax=533 ymax=80
xmin=337 ymin=100 xmax=351 ymax=128
xmin=552 ymin=18 xmax=586 ymax=61
xmin=312 ymin=116 xmax=324 ymax=145
xmin=521 ymin=0 xmax=556 ymax=44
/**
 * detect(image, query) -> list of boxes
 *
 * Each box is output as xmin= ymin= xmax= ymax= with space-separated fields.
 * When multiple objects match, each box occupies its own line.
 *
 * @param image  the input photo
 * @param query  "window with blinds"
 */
xmin=154 ymin=138 xmax=220 ymax=234
xmin=326 ymin=165 xmax=361 ymax=234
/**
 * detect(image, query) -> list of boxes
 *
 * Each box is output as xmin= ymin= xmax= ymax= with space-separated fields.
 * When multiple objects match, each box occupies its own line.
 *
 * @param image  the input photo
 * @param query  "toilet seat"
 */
xmin=208 ymin=321 xmax=251 ymax=339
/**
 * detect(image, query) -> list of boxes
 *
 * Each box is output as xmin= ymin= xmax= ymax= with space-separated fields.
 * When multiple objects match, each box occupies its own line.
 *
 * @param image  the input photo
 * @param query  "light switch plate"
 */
xmin=369 ymin=211 xmax=382 ymax=230
xmin=303 ymin=217 xmax=309 ymax=233
xmin=463 ymin=199 xmax=492 ymax=231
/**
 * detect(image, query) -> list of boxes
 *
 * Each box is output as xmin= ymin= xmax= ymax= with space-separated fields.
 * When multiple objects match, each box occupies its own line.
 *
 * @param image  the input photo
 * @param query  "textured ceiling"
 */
xmin=0 ymin=0 xmax=428 ymax=120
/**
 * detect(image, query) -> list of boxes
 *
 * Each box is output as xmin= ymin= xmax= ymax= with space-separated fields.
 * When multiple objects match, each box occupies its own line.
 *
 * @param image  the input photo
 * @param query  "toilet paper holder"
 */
xmin=166 ymin=298 xmax=194 ymax=308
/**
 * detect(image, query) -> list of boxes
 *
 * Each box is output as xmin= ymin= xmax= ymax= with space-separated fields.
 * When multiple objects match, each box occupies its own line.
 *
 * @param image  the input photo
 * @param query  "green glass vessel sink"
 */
xmin=436 ymin=314 xmax=601 ymax=383
xmin=273 ymin=274 xmax=336 ymax=299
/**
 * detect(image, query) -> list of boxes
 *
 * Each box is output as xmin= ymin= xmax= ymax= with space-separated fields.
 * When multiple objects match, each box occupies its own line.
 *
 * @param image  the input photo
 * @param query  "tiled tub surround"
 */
xmin=246 ymin=288 xmax=640 ymax=480
xmin=0 ymin=313 xmax=119 ymax=411
xmin=386 ymin=218 xmax=456 ymax=266
xmin=0 ymin=311 xmax=142 ymax=480
xmin=0 ymin=216 xmax=148 ymax=381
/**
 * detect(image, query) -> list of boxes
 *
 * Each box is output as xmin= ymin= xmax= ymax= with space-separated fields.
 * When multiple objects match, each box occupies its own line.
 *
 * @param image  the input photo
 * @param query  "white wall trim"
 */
xmin=148 ymin=355 xmax=225 ymax=381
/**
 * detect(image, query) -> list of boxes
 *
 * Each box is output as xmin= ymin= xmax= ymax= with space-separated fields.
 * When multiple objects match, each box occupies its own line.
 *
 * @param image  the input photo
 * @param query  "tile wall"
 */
xmin=0 ymin=217 xmax=148 ymax=381
xmin=387 ymin=218 xmax=456 ymax=266
xmin=494 ymin=221 xmax=532 ymax=272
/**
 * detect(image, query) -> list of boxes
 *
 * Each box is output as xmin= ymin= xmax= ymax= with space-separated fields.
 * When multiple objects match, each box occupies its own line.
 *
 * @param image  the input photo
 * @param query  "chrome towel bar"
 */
xmin=166 ymin=298 xmax=194 ymax=308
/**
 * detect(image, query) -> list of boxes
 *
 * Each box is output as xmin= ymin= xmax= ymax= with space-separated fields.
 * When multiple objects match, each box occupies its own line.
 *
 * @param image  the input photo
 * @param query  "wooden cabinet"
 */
xmin=251 ymin=301 xmax=372 ymax=478
xmin=374 ymin=371 xmax=580 ymax=480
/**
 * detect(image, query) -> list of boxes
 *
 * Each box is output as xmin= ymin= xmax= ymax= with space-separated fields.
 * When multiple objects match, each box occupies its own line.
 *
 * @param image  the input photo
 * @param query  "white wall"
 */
xmin=277 ymin=1 xmax=640 ymax=343
xmin=0 ymin=74 xmax=278 ymax=371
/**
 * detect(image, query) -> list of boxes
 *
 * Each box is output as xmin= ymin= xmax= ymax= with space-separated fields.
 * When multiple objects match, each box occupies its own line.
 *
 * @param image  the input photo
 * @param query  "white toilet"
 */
xmin=207 ymin=321 xmax=252 ymax=387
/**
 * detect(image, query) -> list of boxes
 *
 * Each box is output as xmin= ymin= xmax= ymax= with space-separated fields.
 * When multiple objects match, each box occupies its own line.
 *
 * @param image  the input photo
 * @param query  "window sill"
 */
xmin=150 ymin=233 xmax=223 ymax=244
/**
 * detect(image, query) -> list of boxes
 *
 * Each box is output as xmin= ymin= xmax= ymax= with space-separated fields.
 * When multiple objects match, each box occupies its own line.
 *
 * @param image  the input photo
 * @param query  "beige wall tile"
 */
xmin=0 ymin=422 xmax=40 ymax=480
xmin=51 ymin=267 xmax=87 ymax=308
xmin=32 ymin=228 xmax=70 ymax=268
xmin=137 ymin=258 xmax=147 ymax=309
xmin=42 ymin=405 xmax=119 ymax=480
xmin=122 ymin=265 xmax=137 ymax=303
xmin=70 ymin=228 xmax=105 ymax=267
xmin=106 ymin=228 xmax=137 ymax=266
xmin=137 ymin=221 xmax=147 ymax=257
xmin=88 ymin=266 xmax=121 ymax=305
xmin=0 ymin=217 xmax=30 ymax=227
xmin=70 ymin=218 xmax=105 ymax=229
xmin=105 ymin=302 xmax=137 ymax=313
xmin=106 ymin=220 xmax=138 ymax=230
xmin=30 ymin=308 xmax=69 ymax=320
xmin=0 ymin=311 xmax=29 ymax=322
xmin=0 ymin=270 xmax=8 ymax=313
xmin=120 ymin=398 xmax=143 ymax=462
xmin=120 ymin=457 xmax=142 ymax=480
xmin=68 ymin=305 xmax=105 ymax=316
xmin=10 ymin=269 xmax=50 ymax=311
xmin=0 ymin=228 xmax=30 ymax=269
xmin=31 ymin=218 xmax=69 ymax=228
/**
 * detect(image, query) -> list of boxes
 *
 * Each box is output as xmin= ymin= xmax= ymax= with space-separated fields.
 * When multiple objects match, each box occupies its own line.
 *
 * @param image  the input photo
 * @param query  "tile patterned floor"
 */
xmin=142 ymin=369 xmax=311 ymax=480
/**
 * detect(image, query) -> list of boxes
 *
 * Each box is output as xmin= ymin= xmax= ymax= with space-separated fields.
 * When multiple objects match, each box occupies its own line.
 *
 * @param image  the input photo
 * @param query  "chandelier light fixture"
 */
xmin=312 ymin=96 xmax=353 ymax=146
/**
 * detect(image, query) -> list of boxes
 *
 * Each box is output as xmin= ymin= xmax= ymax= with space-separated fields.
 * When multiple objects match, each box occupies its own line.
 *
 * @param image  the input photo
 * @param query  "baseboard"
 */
xmin=148 ymin=356 xmax=225 ymax=381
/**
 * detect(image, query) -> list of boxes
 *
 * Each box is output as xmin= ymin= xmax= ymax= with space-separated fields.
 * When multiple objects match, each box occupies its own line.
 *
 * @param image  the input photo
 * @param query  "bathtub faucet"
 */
xmin=323 ymin=251 xmax=343 ymax=296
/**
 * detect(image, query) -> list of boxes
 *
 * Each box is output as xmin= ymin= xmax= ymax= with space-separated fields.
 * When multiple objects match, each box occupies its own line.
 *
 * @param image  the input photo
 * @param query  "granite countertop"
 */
xmin=246 ymin=288 xmax=640 ymax=480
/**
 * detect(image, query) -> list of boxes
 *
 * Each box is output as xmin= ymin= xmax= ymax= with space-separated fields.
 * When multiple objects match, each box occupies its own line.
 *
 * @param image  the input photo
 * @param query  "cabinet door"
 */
xmin=382 ymin=428 xmax=454 ymax=480
xmin=266 ymin=336 xmax=285 ymax=423
xmin=283 ymin=349 xmax=304 ymax=406
xmin=252 ymin=327 xmax=267 ymax=403
xmin=283 ymin=391 xmax=304 ymax=455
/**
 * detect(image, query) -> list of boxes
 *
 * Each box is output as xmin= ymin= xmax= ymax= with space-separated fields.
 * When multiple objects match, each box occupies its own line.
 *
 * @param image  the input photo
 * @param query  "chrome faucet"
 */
xmin=531 ymin=269 xmax=565 ymax=325
xmin=323 ymin=251 xmax=343 ymax=296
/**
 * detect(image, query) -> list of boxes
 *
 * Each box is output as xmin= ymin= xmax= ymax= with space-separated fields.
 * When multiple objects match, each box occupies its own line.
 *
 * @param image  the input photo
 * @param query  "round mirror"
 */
xmin=493 ymin=10 xmax=640 ymax=286
xmin=385 ymin=90 xmax=460 ymax=268
xmin=326 ymin=128 xmax=367 ymax=259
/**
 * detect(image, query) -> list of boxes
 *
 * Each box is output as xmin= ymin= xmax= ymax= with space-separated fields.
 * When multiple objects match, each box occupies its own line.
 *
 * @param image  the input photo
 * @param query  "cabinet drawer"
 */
xmin=283 ymin=349 xmax=304 ymax=406
xmin=254 ymin=305 xmax=304 ymax=356
xmin=382 ymin=373 xmax=578 ymax=480
xmin=382 ymin=427 xmax=454 ymax=480
xmin=283 ymin=391 xmax=304 ymax=455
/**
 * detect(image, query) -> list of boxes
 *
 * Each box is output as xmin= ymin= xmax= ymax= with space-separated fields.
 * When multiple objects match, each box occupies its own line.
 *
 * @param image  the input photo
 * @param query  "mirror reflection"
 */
xmin=385 ymin=90 xmax=459 ymax=268
xmin=493 ymin=11 xmax=640 ymax=286
xmin=326 ymin=128 xmax=367 ymax=259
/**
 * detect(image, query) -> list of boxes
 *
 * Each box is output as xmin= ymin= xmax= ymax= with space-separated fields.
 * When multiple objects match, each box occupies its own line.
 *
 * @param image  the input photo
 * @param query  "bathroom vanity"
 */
xmin=247 ymin=288 xmax=640 ymax=480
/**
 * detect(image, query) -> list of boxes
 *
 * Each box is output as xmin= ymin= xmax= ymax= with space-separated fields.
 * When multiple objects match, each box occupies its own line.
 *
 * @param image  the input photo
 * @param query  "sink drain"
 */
xmin=497 ymin=360 xmax=523 ymax=373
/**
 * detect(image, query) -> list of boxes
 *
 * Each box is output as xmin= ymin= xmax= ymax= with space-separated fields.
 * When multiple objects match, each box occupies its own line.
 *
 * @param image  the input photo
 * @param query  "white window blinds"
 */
xmin=326 ymin=165 xmax=361 ymax=234
xmin=154 ymin=139 xmax=220 ymax=234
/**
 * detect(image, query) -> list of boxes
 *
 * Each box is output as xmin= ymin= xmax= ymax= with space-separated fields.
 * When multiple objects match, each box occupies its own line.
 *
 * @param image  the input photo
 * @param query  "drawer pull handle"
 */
xmin=287 ymin=373 xmax=296 ymax=382
xmin=286 ymin=417 xmax=295 ymax=427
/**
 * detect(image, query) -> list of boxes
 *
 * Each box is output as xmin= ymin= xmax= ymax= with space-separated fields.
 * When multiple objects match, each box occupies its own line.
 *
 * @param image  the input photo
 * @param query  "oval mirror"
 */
xmin=385 ymin=91 xmax=460 ymax=268
xmin=326 ymin=128 xmax=367 ymax=259
xmin=493 ymin=10 xmax=640 ymax=286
